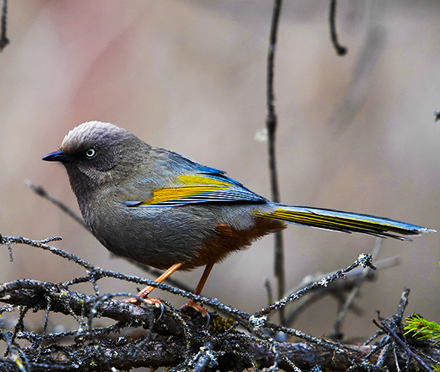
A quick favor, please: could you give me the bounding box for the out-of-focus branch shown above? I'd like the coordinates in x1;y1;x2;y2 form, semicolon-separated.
25;179;87;229
329;0;348;56
329;1;385;134
266;0;286;327
0;0;8;51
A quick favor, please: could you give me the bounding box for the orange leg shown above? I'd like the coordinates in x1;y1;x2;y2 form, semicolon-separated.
194;262;215;295
124;262;183;305
183;262;215;315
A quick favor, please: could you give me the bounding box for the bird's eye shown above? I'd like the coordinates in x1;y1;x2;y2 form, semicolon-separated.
85;148;97;159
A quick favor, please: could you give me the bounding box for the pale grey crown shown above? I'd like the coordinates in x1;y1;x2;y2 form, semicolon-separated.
60;121;131;154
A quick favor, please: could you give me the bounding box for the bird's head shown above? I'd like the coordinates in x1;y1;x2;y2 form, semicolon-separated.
43;121;149;193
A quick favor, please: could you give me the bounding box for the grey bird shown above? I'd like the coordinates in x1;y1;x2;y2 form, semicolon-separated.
42;121;435;309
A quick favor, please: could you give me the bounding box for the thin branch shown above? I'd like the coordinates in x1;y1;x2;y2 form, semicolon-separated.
370;288;410;368
0;0;8;51
255;253;375;318
25;180;87;229
381;321;434;372
371;288;437;371
285;255;400;296
330;238;383;340
329;0;347;56
266;0;286;326
395;287;410;320
328;1;385;134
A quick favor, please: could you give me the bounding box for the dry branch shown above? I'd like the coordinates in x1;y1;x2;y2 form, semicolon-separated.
1;234;439;371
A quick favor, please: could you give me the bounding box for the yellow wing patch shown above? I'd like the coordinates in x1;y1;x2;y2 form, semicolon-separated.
177;174;231;186
142;185;230;205
141;174;232;206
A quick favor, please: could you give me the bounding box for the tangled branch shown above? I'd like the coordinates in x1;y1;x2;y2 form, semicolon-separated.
0;234;438;371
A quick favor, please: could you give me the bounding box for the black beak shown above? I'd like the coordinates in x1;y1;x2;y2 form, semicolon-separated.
42;150;72;163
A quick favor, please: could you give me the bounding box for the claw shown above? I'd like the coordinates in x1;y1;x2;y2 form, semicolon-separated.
157;301;165;321
122;296;166;320
204;311;211;326
123;296;163;309
123;296;142;304
181;299;210;321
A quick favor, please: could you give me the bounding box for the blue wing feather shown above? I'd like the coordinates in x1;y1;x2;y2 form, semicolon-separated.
133;167;268;208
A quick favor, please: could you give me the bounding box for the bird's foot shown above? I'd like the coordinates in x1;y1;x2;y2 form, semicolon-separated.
181;299;209;318
123;296;161;306
123;296;165;319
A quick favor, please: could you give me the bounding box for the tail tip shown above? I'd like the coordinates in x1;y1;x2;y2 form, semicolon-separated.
423;227;436;234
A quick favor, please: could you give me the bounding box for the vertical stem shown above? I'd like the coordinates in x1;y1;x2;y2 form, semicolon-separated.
0;0;9;51
329;0;347;56
266;0;285;326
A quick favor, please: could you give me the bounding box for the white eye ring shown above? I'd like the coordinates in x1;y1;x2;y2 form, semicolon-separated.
85;148;96;159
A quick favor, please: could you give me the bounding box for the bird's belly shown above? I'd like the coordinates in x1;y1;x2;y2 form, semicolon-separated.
86;203;283;271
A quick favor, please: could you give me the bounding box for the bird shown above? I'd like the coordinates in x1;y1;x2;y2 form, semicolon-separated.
42;121;434;311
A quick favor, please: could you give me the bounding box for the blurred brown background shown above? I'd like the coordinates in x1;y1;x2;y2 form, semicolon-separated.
0;1;439;339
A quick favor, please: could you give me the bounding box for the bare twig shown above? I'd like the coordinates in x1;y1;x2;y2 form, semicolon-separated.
283;253;399;327
330;238;383;340
286;255;399;295
329;1;385;134
381;321;434;372
329;0;348;56
25;180;87;229
264;278;273;307
372;288;410;368
371;288;437;372
395;287;410;320
255;253;375;318
266;0;286;326
0;0;8;51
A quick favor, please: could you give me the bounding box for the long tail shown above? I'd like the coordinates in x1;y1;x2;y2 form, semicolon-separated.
255;204;435;240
